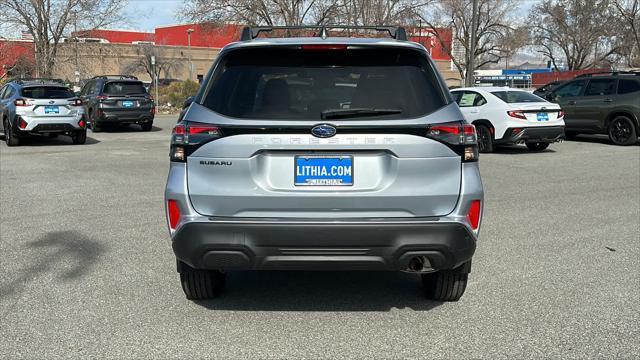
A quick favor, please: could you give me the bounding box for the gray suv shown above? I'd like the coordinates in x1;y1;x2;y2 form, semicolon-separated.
0;79;87;146
165;26;484;302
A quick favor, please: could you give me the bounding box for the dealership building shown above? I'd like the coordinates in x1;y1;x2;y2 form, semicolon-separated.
1;24;461;86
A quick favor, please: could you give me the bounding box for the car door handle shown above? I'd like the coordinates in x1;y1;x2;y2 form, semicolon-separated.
603;98;613;103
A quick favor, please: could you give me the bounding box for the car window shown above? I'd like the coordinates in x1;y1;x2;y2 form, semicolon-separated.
491;91;544;103
554;80;587;98
203;47;448;120
93;81;102;95
617;79;640;94
81;81;93;96
21;86;75;99
103;81;147;95
455;91;486;107
584;79;616;96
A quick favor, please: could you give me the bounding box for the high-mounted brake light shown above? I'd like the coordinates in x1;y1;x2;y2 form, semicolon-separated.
301;44;347;51
167;199;181;230
467;200;482;231
170;122;222;162
507;110;527;120
426;122;479;162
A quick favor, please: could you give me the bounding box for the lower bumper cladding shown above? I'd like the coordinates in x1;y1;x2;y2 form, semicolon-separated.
172;219;477;272
499;126;565;144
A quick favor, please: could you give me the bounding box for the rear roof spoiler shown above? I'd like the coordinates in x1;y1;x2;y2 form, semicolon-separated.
240;25;407;41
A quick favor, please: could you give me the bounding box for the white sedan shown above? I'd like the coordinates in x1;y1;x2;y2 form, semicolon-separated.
451;87;565;152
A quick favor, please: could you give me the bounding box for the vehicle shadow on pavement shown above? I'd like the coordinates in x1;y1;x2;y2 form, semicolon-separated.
565;135;640;146
0;134;100;146
194;271;443;312
0;231;106;299
493;145;557;155
92;125;163;133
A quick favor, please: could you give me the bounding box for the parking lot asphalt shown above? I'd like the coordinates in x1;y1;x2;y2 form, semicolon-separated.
0;114;638;359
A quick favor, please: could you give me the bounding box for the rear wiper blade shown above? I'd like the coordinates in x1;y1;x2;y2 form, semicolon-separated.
321;108;402;120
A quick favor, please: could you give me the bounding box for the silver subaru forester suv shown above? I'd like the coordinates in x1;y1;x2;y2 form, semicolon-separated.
165;26;484;302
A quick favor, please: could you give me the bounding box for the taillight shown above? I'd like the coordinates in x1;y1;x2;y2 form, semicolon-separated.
170;121;222;162
466;200;482;231
426;121;479;162
557;110;564;119
14;99;29;106
18;117;28;129
96;95;108;101
507;110;527;120
167;199;181;230
72;99;82;106
151;106;156;115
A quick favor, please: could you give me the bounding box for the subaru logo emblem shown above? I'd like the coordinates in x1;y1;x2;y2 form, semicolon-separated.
311;124;337;138
48;100;55;104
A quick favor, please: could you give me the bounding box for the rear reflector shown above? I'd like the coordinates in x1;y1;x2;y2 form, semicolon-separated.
78;119;86;128
467;200;481;230
167;199;181;230
18;118;28;129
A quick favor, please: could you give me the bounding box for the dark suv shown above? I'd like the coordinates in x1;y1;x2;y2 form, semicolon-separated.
544;72;640;145
80;75;155;132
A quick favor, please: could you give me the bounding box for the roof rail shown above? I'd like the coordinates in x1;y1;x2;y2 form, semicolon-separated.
92;75;139;80
576;71;640;78
12;78;66;85
240;25;407;41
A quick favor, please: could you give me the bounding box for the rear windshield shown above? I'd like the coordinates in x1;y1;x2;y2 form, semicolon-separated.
104;81;147;95
491;91;545;103
21;86;74;99
202;47;447;120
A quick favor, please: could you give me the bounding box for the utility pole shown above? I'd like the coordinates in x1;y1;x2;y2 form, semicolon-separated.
152;55;158;107
187;28;194;81
466;0;479;87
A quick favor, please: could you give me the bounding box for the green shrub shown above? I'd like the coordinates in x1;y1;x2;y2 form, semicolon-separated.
158;80;199;108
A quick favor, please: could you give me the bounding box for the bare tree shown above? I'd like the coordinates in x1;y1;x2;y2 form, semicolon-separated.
120;44;180;84
529;0;620;70
612;0;640;67
420;0;523;80
0;0;126;77
181;0;341;26
341;0;429;26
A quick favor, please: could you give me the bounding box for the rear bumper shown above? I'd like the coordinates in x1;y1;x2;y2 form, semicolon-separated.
17;115;84;132
98;109;153;123
172;218;477;271
497;126;565;144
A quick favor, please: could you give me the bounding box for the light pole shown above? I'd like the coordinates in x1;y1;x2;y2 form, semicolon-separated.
187;28;194;81
466;0;479;87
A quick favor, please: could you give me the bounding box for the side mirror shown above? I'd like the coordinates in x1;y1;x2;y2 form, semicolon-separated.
183;96;194;109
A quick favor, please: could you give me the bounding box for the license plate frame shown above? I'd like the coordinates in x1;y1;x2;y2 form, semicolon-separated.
294;155;354;186
44;106;59;114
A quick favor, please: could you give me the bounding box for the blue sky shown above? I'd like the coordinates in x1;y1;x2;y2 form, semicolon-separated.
127;0;541;32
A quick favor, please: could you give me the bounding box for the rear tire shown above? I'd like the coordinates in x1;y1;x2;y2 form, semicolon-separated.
72;130;87;145
4;119;20;147
608;116;637;146
422;266;469;302
140;121;153;131
180;266;226;300
475;124;494;153
525;142;550;151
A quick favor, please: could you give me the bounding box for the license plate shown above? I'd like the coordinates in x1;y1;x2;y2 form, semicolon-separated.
537;113;549;121
44;106;59;114
122;100;135;108
295;156;353;186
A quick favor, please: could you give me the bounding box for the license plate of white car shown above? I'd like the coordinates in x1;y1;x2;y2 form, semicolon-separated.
537;113;549;121
44;106;59;114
